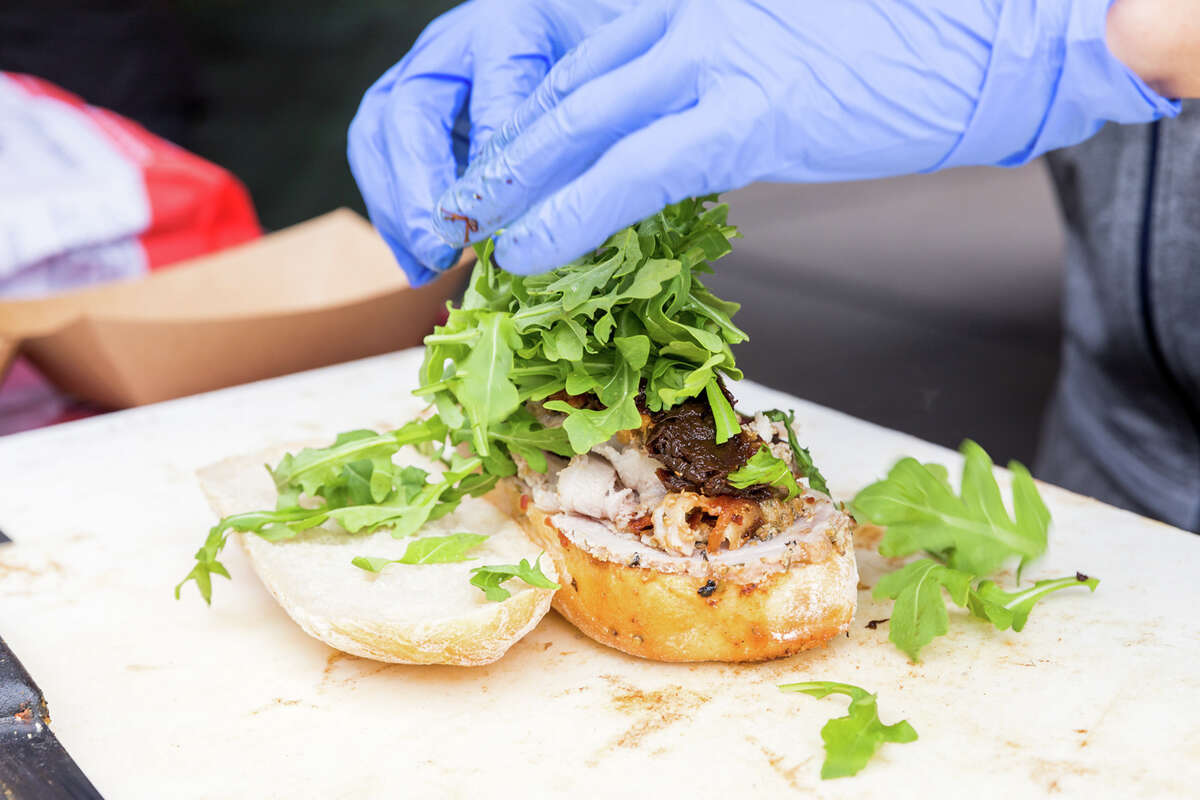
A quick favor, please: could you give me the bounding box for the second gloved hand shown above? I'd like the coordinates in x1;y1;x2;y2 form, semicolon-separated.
436;0;1178;274
348;0;633;286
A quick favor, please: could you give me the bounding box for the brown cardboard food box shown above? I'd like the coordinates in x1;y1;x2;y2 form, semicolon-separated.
0;209;466;408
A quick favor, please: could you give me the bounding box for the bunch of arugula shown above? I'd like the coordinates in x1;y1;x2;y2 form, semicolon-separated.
176;420;494;601
179;197;828;604
850;440;1099;661
417;195;751;462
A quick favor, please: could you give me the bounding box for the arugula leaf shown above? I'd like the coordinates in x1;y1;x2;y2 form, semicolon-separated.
420;197;746;462
855;442;1099;660
174;506;320;604
351;533;490;572
705;379;740;444
874;558;1100;660
872;559;973;662
762;408;830;496
182;198;770;603
176;449;485;603
966;573;1099;632
545;397;642;453
270;419;446;496
779;681;917;779
469;555;560;602
488;409;573;473
727;446;801;499
458;312;521;456
850;440;1048;577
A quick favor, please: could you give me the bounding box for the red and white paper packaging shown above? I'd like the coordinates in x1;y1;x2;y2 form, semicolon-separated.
0;71;263;432
0;73;469;430
0;71;262;299
0;72;468;431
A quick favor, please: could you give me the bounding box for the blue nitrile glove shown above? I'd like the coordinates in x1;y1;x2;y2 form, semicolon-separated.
347;0;633;286
433;0;1180;274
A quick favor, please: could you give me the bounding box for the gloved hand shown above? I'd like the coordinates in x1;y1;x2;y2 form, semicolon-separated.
433;0;1180;274
348;0;633;286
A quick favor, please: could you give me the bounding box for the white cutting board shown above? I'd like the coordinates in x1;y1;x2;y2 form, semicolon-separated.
1;349;1197;799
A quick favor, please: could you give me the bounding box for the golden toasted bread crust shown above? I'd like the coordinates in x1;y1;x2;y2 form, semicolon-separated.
493;480;857;662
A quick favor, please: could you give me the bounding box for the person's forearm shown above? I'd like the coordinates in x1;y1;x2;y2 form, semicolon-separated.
1108;0;1200;97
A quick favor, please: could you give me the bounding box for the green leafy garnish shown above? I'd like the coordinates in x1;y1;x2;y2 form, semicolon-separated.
271;418;447;497
873;559;1099;660
420;196;747;463
779;681;917;779
762;408;829;496
178;198;833;605
176;440;490;604
727;446;801;499
871;559;974;661
854;440;1098;661
351;533;490;572
967;572;1100;631
705;379;740;445
469;555;560;602
851;440;1048;577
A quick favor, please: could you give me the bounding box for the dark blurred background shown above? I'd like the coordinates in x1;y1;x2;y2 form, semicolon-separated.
0;0;1066;465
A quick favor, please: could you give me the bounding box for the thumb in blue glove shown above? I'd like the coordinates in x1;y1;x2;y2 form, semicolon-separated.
435;0;1178;275
347;0;633;286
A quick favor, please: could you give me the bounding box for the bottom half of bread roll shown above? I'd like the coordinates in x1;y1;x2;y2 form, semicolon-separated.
492;479;858;663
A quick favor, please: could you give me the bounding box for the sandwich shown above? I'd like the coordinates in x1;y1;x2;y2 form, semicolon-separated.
493;386;855;662
179;196;857;664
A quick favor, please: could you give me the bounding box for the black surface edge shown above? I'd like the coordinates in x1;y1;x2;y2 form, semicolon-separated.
1;638;104;798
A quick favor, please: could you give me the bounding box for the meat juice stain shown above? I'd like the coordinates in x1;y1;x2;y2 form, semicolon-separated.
440;210;479;244
586;675;712;762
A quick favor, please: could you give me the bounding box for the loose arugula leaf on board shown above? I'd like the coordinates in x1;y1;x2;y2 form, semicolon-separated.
966;573;1099;632
850;439;1049;577
762;408;830;496
351;533;490;572
873;559;1100;660
778;682;917;779
728;447;802;499
469;555;560;602
872;559;973;662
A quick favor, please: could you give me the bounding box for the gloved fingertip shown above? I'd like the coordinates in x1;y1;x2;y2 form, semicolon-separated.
432;184;477;245
492;228;554;276
411;232;462;275
379;229;445;287
433;179;507;247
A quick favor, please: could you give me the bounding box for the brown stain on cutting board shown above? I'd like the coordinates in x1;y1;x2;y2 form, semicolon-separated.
746;735;813;792
586;674;711;764
852;523;885;549
0;559;63;580
318;650;404;690
315;648;508;697
247;697;320;716
1030;758;1097;793
0;557;65;598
